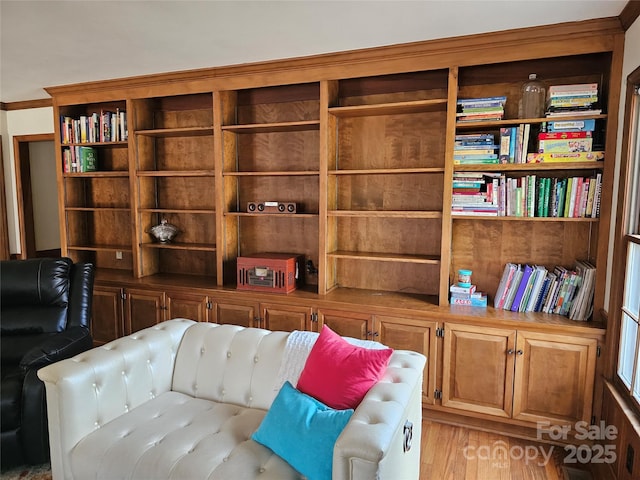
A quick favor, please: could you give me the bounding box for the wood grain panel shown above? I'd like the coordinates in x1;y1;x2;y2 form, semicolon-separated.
237;98;319;124
452;220;594;301
235;176;319;213
335;217;441;256
337;111;446;170
442;323;516;418
154;135;215;170
334;257;440;295
64;177;130;208
236;130;319;172
335;173;443;211
156;249;216;277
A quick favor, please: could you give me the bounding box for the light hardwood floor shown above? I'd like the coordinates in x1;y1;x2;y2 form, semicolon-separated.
420;420;600;480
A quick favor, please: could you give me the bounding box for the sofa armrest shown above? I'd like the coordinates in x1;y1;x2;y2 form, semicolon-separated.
333;350;426;480
37;318;195;480
20;326;93;371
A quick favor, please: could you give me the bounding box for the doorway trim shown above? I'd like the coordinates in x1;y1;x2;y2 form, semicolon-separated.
13;133;56;259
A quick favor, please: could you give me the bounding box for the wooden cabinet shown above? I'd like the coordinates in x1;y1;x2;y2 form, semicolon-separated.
91;286;124;345
512;330;598;425
442;323;516;417
215;298;259;328
124;288;212;334
442;322;599;426
261;303;313;332
165;291;212;323
376;315;439;405
317;309;372;339
125;288;164;334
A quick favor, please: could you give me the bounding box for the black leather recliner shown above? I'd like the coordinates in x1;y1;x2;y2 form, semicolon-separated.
1;257;95;470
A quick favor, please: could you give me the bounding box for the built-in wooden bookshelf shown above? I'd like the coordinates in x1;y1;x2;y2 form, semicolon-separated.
49;18;624;439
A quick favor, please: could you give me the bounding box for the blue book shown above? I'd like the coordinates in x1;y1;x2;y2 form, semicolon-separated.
546;119;596;132
510;264;534;312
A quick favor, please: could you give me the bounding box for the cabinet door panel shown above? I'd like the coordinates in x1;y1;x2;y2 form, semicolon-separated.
442;323;516;418
512;331;597;425
166;292;210;323
216;301;259;328
317;309;371;339
376;316;438;405
261;303;312;332
91;286;124;345
125;289;164;334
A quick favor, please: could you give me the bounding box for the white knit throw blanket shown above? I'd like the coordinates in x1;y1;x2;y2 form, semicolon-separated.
274;330;388;392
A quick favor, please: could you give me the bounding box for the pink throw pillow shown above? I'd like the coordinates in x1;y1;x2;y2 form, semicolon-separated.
297;325;393;410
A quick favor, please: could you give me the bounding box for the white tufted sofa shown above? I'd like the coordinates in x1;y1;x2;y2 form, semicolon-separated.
38;319;426;480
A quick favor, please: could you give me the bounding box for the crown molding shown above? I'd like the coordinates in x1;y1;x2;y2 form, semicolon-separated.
0;98;52;111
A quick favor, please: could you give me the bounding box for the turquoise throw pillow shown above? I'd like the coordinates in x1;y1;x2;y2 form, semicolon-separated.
252;381;354;480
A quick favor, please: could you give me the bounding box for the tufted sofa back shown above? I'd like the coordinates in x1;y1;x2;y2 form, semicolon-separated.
172;322;289;410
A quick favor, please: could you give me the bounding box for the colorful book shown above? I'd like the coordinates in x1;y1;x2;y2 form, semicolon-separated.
510;265;534;312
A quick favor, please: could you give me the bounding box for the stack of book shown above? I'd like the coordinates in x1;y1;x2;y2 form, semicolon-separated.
499;124;533;164
60;109;128;144
546;83;602;117
62;146;97;173
451;172;500;216
502;173;602;218
450;284;487;307
494;261;596;320
456;96;506;123
454;133;500;165
527;118;604;163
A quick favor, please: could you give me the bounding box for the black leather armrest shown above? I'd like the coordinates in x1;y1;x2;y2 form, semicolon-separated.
19;326;92;371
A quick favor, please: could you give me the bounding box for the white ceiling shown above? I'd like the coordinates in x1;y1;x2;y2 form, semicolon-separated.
0;0;629;103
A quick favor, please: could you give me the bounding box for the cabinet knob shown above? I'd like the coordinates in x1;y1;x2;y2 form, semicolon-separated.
516;349;524;355
507;349;515;355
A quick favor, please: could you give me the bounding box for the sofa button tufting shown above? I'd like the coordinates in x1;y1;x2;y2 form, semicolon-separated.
259;467;265;473
254;356;259;363
222;456;229;462
227;351;232;358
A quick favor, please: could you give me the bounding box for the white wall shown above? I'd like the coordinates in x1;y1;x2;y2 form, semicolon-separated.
0;106;54;254
606;16;640;311
29;140;60;251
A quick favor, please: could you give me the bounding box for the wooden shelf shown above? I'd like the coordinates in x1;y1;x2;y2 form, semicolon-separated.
68;244;132;252
328;251;441;264
328;210;443;219
226;212;318;218
329;167;445;175
141;242;216;252
453;161;604;172
66;207;131;212
224;170;319;177
137;170;215;177
221;120;320;133
451;214;599;222
139;208;215;214
455;114;607;129
329;99;447;117
61;141;128;147
135;126;213;137
63;171;129;177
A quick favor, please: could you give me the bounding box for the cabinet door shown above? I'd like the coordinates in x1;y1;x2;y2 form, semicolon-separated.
91;286;124;345
442;323;516;418
166;291;211;323
125;288;164;334
317;309;372;339
215;299;259;328
512;330;598;426
376;315;438;405
261;303;313;332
